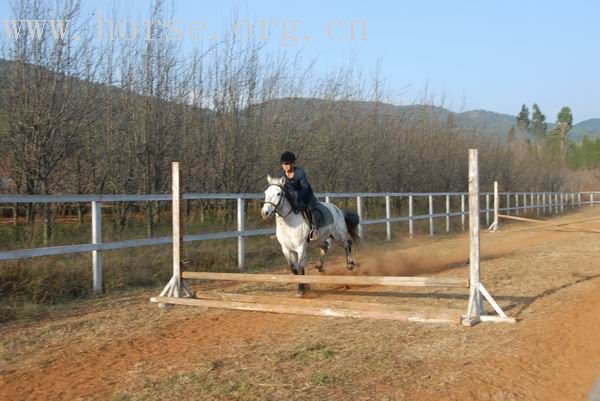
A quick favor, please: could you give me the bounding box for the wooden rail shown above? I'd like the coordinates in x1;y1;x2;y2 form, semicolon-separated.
181;271;468;288
151;292;462;323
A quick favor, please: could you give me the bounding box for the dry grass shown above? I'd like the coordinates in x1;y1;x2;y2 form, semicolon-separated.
2;207;599;400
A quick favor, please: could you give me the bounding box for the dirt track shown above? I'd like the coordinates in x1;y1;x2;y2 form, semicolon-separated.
1;208;600;400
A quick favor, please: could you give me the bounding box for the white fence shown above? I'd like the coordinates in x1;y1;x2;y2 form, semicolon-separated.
0;190;598;293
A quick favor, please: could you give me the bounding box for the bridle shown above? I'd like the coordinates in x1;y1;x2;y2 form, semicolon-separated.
264;184;293;218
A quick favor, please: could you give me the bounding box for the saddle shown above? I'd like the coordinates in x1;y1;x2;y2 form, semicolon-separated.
301;203;333;231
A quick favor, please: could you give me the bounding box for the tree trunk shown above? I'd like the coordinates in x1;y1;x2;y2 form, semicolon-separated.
146;202;154;237
43;203;53;247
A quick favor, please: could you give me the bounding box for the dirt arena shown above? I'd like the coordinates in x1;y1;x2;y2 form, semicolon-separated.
1;208;600;401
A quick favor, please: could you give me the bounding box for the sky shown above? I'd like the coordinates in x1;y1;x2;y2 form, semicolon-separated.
1;0;598;122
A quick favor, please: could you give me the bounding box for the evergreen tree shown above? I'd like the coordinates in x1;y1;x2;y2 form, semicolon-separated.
556;106;573;163
581;135;593;167
516;104;530;142
531;103;547;140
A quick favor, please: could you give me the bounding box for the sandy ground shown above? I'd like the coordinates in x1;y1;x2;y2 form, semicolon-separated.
1;208;600;400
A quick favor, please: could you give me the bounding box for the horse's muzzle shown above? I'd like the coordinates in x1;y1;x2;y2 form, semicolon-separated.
261;207;272;220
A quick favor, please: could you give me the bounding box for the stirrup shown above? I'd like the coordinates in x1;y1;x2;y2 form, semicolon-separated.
309;227;319;242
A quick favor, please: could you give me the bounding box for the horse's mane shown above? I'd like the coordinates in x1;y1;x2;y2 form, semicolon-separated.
276;183;299;213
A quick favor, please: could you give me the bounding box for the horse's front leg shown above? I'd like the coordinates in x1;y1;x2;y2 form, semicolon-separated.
281;246;296;273
295;243;309;297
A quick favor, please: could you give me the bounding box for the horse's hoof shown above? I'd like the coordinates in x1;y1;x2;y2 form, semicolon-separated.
296;291;305;298
315;263;324;272
346;262;356;272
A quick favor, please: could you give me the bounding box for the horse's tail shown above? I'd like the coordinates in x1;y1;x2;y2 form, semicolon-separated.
342;210;361;247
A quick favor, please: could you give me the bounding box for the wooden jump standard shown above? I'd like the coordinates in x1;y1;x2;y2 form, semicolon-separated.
151;150;515;326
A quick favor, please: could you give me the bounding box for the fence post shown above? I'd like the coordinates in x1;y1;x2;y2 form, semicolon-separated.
237;198;245;270
560;193;564;212
523;193;527;213
578;193;581;206
429;195;434;236
485;193;490;226
591;193;594;207
409;195;414;238
325;196;330;203
446;194;450;232
506;193;510;215
555;193;559;213
385;195;391;241
357;196;363;238
465;149;483;324
515;193;519;215
493;181;499;232
461;194;466;231
530;193;534;214
92;201;102;294
542;193;546;213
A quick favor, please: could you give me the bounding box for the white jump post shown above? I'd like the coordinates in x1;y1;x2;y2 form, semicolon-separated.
461;194;465;231
446;194;450;232
92;201;102;294
237;198;245;270
409;195;414;238
488;181;499;232
385;195;392;241
356;196;363;238
158;162;194;305
463;149;515;326
429;195;434;236
485;193;490;226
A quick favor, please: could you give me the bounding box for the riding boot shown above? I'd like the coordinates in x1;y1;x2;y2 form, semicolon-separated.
309;209;320;242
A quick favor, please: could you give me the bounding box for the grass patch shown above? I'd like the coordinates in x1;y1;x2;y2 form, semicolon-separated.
308;371;333;386
277;342;337;363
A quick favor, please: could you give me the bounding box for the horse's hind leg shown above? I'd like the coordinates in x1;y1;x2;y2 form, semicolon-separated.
344;239;356;271
315;238;331;272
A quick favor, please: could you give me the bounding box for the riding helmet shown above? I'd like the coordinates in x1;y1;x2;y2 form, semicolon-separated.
280;151;296;164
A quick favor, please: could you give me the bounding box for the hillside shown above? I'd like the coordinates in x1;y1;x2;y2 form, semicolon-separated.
569;118;600;141
1;57;596;142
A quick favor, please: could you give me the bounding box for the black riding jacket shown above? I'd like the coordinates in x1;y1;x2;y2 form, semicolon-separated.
280;167;316;209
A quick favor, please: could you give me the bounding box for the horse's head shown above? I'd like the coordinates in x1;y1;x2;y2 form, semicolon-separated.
261;175;286;220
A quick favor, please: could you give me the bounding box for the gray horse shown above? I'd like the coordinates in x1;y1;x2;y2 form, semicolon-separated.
261;175;360;296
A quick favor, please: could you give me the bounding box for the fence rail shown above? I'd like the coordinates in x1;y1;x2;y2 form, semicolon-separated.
1;190;598;293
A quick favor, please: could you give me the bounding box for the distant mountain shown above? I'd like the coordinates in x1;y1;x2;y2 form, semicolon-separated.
259;98;599;142
569;118;600;142
0;58;596;142
455;109;515;137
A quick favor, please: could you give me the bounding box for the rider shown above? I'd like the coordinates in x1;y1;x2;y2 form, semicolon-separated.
279;151;321;241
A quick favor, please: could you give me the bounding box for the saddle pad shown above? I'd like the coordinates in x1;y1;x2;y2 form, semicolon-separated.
315;202;334;228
